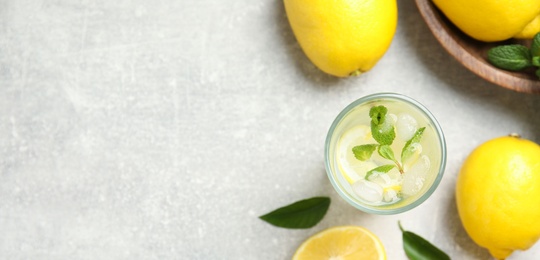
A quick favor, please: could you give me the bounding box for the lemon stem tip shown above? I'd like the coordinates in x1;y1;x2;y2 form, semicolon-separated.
349;69;363;77
508;133;521;138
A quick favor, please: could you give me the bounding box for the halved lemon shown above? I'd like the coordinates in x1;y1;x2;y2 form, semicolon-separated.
292;226;386;260
337;125;377;183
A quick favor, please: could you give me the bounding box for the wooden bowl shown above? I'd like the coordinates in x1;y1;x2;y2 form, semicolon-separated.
415;0;540;94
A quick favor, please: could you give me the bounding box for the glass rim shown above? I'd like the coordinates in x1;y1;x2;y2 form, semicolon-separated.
324;92;447;215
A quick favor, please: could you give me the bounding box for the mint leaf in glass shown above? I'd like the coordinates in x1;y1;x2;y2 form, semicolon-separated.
487;44;532;71
378;145;396;161
401;127;426;164
365;164;395;180
379;145;404;173
369;105;387;125
369;105;395;145
259;197;330;229
352;144;379;161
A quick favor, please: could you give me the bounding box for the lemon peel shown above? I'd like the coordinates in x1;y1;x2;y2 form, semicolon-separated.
456;135;540;259
284;0;397;77
432;0;540;42
292;226;386;260
514;14;540;39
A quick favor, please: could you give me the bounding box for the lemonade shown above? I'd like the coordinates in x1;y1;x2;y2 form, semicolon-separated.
325;93;446;214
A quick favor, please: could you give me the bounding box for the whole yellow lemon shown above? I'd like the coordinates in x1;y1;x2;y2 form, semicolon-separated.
283;0;397;77
432;0;540;42
456;135;540;259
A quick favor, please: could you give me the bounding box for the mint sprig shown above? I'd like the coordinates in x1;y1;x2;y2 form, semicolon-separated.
487;32;540;79
370;105;395;145
352;105;426;176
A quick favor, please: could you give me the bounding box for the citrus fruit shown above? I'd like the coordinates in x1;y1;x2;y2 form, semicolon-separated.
337;125;377;183
432;0;540;42
292;226;386;260
283;0;397;77
514;14;540;39
456;135;540;259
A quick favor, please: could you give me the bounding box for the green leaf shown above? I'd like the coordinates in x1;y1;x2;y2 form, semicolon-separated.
487;44;532;71
533;56;540;67
369;105;387;125
401;127;426;164
399;222;451;260
370;105;395;145
531;32;540;57
365;164;395;180
536;68;540;79
259;197;330;229
352;144;378;161
378;145;396;162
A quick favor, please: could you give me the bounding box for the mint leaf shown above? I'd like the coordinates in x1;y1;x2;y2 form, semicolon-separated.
487;44;532;71
533;56;540;67
369;105;387;125
532;32;540;57
399;222;451;260
365;164;395;180
259;197;330;229
378;145;396;161
352;144;378;161
370;105;395;145
401;127;426;164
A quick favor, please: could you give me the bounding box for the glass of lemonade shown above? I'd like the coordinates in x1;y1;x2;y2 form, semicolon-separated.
325;93;446;214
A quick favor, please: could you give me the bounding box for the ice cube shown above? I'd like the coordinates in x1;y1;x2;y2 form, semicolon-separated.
403;143;423;171
396;113;418;141
388;113;397;125
386;168;402;181
369;168;401;187
370;172;391;185
352;180;383;203
401;155;431;197
384;189;398;202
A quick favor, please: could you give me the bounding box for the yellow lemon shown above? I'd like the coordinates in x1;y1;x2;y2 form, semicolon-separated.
456;135;540;259
432;0;540;42
283;0;397;77
515;14;540;39
292;226;386;260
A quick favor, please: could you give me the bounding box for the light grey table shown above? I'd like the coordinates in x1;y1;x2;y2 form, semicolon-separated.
1;1;540;259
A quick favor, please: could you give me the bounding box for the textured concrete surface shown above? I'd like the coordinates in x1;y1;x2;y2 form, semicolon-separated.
1;1;540;259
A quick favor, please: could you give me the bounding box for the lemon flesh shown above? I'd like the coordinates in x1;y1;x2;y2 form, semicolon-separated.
432;0;540;42
337;125;377;183
284;0;397;77
292;226;386;260
456;136;540;259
